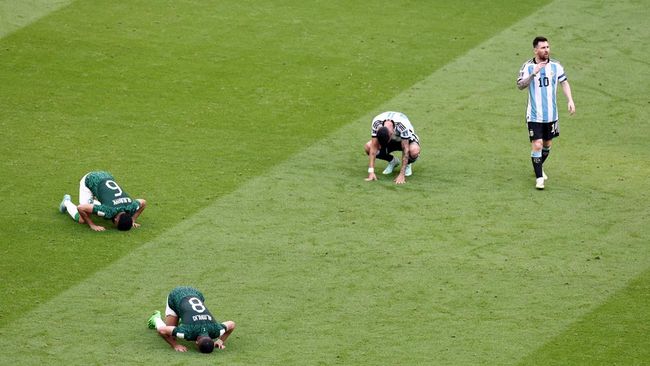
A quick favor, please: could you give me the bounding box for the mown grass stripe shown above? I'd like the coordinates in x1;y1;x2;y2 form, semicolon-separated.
0;0;73;38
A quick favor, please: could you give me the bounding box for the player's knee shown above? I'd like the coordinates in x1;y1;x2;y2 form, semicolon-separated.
531;140;543;150
224;320;236;331
408;146;420;160
409;142;420;153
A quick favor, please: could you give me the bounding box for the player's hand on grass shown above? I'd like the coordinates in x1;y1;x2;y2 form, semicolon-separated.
365;172;377;182
173;344;187;352
90;224;106;232
215;339;225;349
394;174;406;184
132;222;141;228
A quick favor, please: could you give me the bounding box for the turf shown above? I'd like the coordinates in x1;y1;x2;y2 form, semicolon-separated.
1;0;648;365
0;0;545;324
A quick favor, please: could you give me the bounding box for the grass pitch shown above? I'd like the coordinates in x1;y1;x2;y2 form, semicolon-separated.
1;0;648;365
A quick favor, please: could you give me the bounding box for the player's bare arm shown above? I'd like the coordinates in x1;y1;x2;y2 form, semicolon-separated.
158;328;186;352
517;61;547;90
215;320;236;349
131;199;147;228
77;203;105;231
156;315;187;352
561;80;576;115
365;138;379;181
394;139;410;184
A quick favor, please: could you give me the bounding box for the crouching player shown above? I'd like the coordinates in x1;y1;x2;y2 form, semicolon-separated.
148;286;236;353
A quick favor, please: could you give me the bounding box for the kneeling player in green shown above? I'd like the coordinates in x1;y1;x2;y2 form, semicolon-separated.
148;286;236;353
58;171;146;231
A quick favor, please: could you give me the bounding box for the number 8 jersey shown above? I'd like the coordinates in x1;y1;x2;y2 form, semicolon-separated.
517;58;568;123
167;286;226;341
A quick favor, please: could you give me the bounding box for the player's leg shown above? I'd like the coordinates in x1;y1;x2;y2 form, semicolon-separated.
381;141;402;174
404;141;420;176
164;295;180;326
364;140;373;156
542;140;552;163
78;173;93;204
148;293;178;331
58;174;86;222
215;321;236;349
541;140;552;180
540;121;558;180
66;173;94;222
531;138;544;189
528;122;545;189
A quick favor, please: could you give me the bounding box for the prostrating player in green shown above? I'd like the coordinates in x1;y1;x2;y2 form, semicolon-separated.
58;171;147;231
147;286;236;353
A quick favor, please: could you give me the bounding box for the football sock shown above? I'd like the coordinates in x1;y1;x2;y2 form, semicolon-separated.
64;201;80;222
531;150;543;178
541;146;551;164
154;317;166;330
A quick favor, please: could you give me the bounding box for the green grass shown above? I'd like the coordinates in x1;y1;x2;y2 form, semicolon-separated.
520;269;650;365
1;0;649;365
0;0;545;324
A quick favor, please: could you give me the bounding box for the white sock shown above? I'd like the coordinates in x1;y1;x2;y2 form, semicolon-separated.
155;317;166;330
64;201;79;222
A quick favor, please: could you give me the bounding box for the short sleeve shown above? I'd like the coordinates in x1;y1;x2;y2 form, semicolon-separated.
517;62;531;82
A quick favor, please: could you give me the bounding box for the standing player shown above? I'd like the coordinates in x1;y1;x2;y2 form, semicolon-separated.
148;286;236;354
364;111;421;184
58;171;146;231
517;36;575;189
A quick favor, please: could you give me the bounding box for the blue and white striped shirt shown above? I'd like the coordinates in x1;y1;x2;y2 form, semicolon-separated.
518;58;567;123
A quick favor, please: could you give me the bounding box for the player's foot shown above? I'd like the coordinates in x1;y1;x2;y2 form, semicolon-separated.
404;163;413;177
535;177;545;190
59;194;71;213
542;170;548;180
148;310;162;329
382;158;400;175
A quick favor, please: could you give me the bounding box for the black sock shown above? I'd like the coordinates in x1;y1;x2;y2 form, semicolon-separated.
531;156;543;178
541;147;551;164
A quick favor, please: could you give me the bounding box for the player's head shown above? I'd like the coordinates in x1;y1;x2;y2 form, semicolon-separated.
197;335;215;354
114;212;133;231
376;126;391;147
533;36;550;61
532;36;548;48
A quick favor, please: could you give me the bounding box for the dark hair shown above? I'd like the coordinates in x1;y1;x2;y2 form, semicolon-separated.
376;126;391;147
533;36;548;48
197;336;215;354
116;213;133;231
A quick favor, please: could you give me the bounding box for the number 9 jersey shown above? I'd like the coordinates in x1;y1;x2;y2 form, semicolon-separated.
83;171;140;219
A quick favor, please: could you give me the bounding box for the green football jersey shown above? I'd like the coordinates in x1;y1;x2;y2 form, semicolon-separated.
84;171;139;219
168;287;225;341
